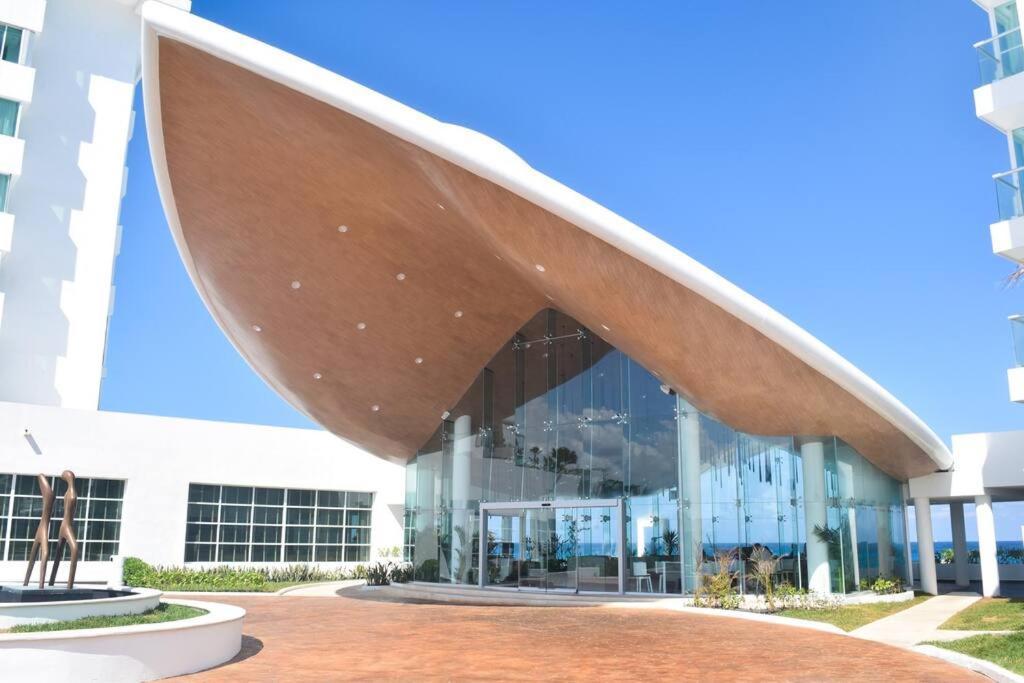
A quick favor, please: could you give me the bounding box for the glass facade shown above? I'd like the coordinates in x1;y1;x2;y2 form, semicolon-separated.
0;173;9;213
0;473;124;561
405;309;908;594
977;1;1024;85
184;483;373;563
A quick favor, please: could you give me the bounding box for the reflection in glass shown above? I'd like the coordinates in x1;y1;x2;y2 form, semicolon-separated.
406;309;909;595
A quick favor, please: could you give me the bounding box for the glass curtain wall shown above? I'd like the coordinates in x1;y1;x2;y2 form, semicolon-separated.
406;309;908;594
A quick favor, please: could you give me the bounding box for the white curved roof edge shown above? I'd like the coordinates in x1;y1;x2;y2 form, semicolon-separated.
139;1;953;471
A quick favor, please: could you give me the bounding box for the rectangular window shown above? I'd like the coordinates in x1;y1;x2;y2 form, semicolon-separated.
1;473;125;562
0;98;18;137
0;24;23;64
184;483;373;563
0;174;9;213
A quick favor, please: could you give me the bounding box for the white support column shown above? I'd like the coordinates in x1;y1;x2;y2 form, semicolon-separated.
914;497;938;595
950;501;970;588
450;415;472;584
677;398;701;593
975;495;1001;598
801;440;831;594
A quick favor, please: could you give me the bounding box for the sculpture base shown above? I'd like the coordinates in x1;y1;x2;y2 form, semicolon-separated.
0;584;134;603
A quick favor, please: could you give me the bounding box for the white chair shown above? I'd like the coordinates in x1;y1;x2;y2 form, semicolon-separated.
632;561;653;593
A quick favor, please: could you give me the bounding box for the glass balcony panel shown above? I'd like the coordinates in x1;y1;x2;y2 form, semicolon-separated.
976;28;1024;85
1010;316;1024;367
994;169;1024;221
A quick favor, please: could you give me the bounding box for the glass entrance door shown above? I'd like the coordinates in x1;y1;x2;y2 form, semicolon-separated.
482;500;621;593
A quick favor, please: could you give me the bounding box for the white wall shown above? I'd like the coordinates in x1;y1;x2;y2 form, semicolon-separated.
0;0;160;409
909;430;1024;499
0;401;405;583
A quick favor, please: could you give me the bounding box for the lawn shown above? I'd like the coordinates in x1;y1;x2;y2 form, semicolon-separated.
928;632;1024;675
777;595;931;632
8;603;205;634
939;598;1024;631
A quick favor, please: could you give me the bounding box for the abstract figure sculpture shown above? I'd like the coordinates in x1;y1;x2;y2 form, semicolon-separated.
23;474;55;589
48;471;80;589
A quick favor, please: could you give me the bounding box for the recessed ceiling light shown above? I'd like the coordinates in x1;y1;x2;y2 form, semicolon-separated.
356;322;367;330
535;264;545;272
414;357;423;364
338;225;349;233
371;404;380;412
313;372;323;380
437;203;445;211
495;254;503;261
453;310;463;318
251;324;262;332
441;410;450;419
545;294;554;301
396;273;406;281
601;324;610;331
291;280;301;289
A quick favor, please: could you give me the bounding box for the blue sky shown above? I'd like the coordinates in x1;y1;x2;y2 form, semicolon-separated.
102;2;1022;539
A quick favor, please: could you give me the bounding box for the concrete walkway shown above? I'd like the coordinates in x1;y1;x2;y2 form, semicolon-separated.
274;579;363;596
852;593;982;647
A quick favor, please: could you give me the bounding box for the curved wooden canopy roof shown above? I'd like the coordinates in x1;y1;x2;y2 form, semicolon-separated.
140;4;952;478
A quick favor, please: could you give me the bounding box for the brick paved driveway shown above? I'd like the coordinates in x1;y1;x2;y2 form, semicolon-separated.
176;591;980;681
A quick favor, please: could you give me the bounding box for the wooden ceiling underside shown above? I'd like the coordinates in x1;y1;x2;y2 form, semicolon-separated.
157;38;935;479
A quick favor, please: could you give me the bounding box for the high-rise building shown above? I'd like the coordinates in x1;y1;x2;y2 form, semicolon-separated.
972;0;1024;401
0;0;404;584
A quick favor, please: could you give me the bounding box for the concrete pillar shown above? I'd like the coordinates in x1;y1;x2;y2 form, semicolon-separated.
950;501;970;588
678;398;702;593
801;440;831;594
450;415;472;583
914;497;938;595
975;495;1001;597
876;507;892;579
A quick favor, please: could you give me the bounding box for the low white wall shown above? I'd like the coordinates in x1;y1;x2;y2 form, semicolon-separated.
0;598;243;682
0;587;161;629
913;562;1024;582
0;401;406;582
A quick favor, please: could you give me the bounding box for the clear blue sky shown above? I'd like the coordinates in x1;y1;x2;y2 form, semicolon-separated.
101;2;1022;539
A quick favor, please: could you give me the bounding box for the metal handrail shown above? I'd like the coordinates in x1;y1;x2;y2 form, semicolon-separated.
974;26;1023;50
993;166;1024;181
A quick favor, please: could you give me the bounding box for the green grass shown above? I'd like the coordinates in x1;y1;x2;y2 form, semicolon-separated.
8;603;205;634
939;598;1024;631
777;595;931;632
928;632;1024;675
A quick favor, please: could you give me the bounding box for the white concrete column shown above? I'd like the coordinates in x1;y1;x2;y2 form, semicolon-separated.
801;440;831;594
450;415;472;583
975;495;1001;598
876;507;892;578
914;497;938;595
678;398;701;593
950;501;970;588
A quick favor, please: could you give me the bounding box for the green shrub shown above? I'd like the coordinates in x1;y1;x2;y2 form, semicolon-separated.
122;557;155;587
121;557;375;591
694;549;741;610
366;561;392;586
390;563;413;584
870;576;902;595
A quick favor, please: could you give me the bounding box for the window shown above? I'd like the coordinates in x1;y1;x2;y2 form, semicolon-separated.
1;473;125;562
0;24;23;64
0;98;19;137
0;174;9;213
184;483;373;563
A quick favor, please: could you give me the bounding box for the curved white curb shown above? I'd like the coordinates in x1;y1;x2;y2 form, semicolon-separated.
914;644;1024;683
0;587;163;629
0;598;244;682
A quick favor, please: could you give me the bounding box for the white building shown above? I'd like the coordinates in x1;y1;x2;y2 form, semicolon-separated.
897;0;1024;600
0;0;404;584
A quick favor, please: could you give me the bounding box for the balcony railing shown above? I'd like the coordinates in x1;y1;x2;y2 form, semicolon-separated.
976;28;1024;85
993;167;1024;220
1011;315;1024;367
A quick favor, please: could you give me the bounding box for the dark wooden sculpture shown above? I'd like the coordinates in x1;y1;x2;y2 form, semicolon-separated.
48;471;80;589
22;474;55;589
